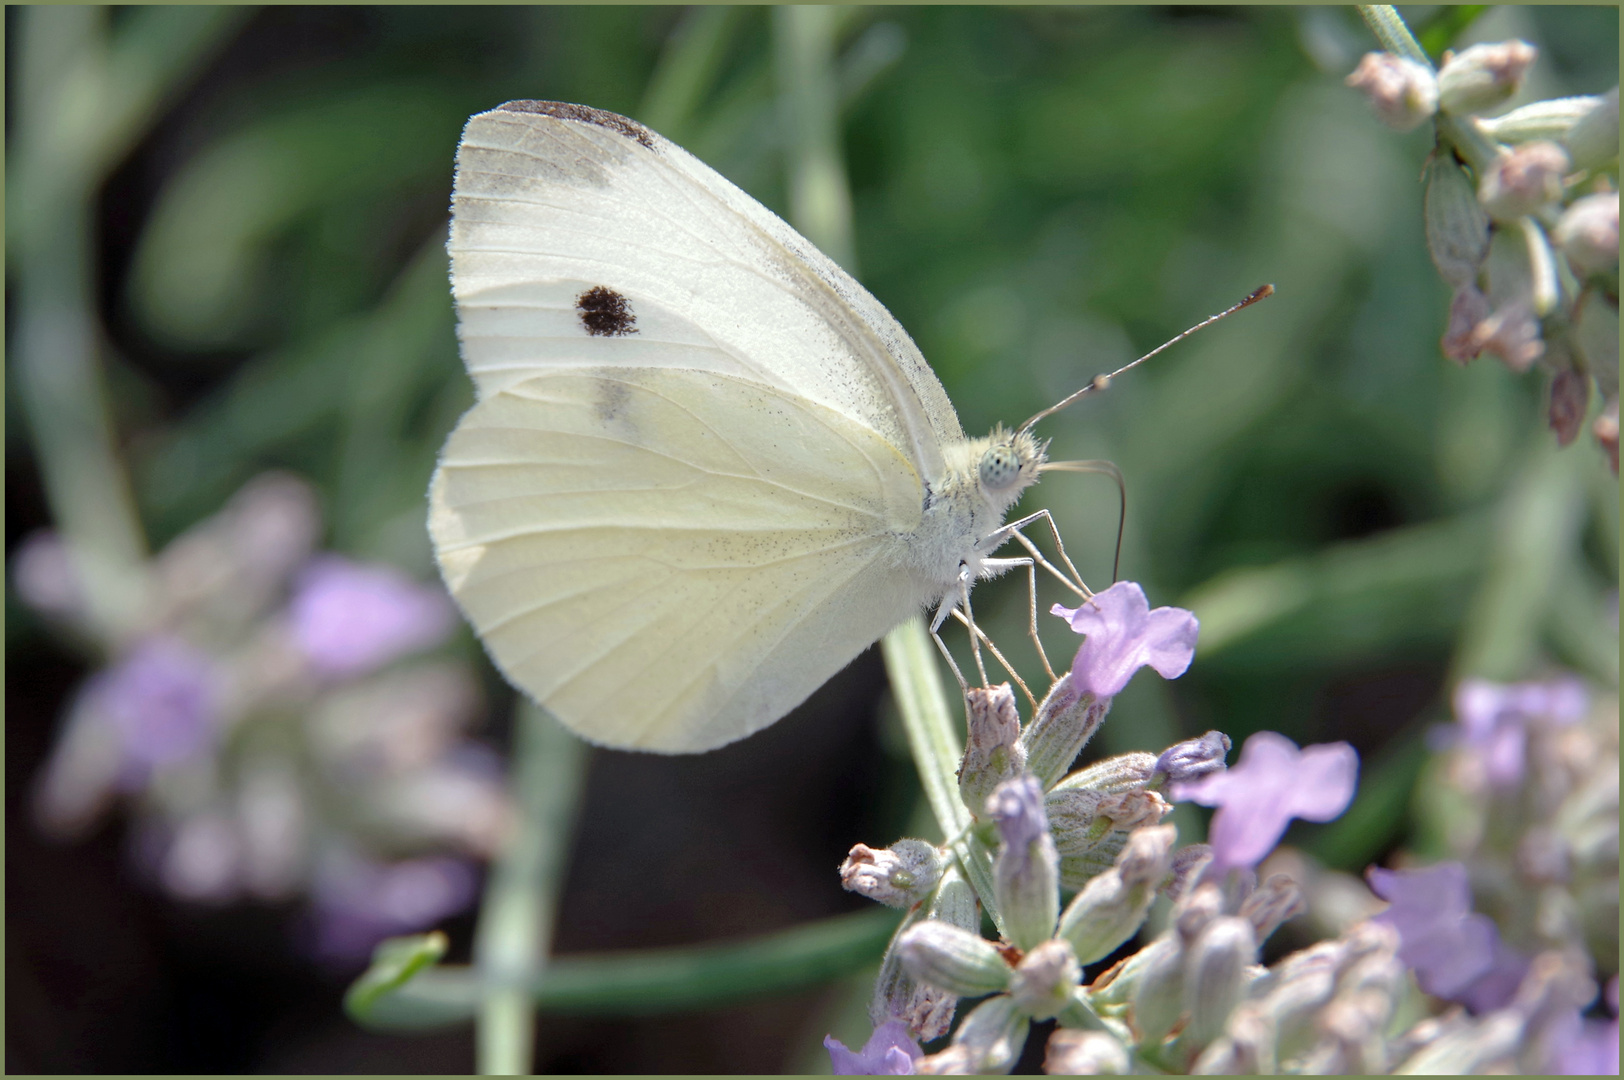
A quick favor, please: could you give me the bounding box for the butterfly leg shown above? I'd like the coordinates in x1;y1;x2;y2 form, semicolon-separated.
946;592;1038;708
980;555;1056;684
956;566;992;688
984;514;1088;601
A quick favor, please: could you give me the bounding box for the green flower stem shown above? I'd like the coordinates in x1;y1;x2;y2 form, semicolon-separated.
472;703;588;1075
882;619;1003;936
9;8;241;644
354;908;901;1030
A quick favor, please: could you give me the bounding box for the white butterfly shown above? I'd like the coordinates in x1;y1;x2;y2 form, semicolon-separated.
430;101;1102;753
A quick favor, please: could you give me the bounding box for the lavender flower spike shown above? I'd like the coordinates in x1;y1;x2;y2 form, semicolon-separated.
93;637;221;770
1170;731;1357;872
1050;581;1198;699
825;1020;923;1075
289;555;457;678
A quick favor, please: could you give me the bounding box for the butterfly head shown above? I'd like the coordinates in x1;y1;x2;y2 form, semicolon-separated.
975;425;1046;516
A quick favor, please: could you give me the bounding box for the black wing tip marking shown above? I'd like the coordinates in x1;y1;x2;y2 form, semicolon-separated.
495;100;657;150
577;285;638;337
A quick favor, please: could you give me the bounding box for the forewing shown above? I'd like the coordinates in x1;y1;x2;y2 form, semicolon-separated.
429;367;927;752
449;100;963;483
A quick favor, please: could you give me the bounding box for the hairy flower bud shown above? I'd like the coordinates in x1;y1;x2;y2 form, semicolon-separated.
1192;1001;1276;1075
990;777;1060;951
1479;142;1570;223
1441;285;1493;363
1008;939;1081;1020
1021;674;1108;789
1054;751;1158;794
1182;916;1259;1051
1152;731;1232;787
1047;789;1169;859
1240;872;1306;943
1057;826;1174;964
1044;1028;1130;1075
871;870;980;1040
1548;365;1591;447
1129;933;1187;1046
1479;94;1607;145
1436;40;1537;115
897;919;1011;998
1565;86;1620;171
1164;844;1214;903
1554;191;1619;276
1346;52;1438;131
917;995;1029;1075
959;683;1026;815
842;839;945;909
1424;154;1492;288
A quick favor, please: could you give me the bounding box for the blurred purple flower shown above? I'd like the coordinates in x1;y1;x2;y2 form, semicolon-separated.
1555;979;1619;1075
825;1020;922;1075
1171;732;1357;872
1154;730;1232;785
90;637;220;771
988;775;1049;851
1441;677;1589;786
310;853;477;960
1366;861;1526;1008
289;556;457;678
1050;582;1198;699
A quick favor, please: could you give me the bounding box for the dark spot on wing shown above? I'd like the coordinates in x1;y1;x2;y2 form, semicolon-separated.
577;286;638;337
496;100;657;150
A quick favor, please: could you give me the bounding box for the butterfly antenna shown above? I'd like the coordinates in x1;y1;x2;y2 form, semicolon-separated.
1019;284;1274;434
1038;460;1125;581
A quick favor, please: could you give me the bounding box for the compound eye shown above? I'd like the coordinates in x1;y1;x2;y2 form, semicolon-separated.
978;444;1020;490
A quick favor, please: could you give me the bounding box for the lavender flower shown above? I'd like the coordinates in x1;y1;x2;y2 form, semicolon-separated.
1554;978;1619;1075
1170;731;1357;872
825;1020;923;1075
289;555;457;678
1050;582;1199;699
1366;861;1520;1007
310;852;478;961
1443;676;1589;786
91;637;221;772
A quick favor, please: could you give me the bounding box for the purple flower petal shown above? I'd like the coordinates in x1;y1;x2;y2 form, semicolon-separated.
1449;676;1590;786
1171;732;1357;872
310;853;477;960
91;637;221;769
1367;861;1526;1008
825;1020;922;1075
289;556;457;678
1050;582;1199;699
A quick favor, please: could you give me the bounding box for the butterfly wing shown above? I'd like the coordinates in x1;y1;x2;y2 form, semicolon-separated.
448;100;964;481
430;366;926;751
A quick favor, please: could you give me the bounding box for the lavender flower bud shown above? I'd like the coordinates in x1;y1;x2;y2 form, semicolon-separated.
1043;1029;1130;1075
989;777;1060;951
1046;789;1169;859
1345;52;1438;131
1191;1001;1276;1075
1239;872;1305;943
1478;94;1603;144
1057;826;1174;964
1152;731;1231;787
958;683;1026;815
1478;142;1571;224
1424;154;1491;288
1174;881;1225;944
841;839;945;909
917;995;1029;1076
1164;844;1214;903
1181;916;1258;1050
1440;285;1493;363
1565;86;1620;171
1554;191;1619;276
1595;399;1619;474
1021;674;1108;789
871;871;979;1040
1549;365;1591;447
897;919;1011;998
1008;939;1081;1020
1436;40;1537;115
1053;751;1158;794
1129;934;1187;1046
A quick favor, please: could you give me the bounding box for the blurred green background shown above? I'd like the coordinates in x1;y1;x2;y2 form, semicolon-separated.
7;5;1617;1073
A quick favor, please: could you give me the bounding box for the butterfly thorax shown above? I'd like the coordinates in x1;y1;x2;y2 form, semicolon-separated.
903;425;1047;597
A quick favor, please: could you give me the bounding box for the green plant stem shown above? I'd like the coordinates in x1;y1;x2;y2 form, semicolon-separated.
774;4;857;273
9;6;244;645
354;908;901;1030
473;703;588;1075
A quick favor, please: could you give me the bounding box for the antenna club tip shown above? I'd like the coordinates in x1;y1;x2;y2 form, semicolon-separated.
1091;374;1111;391
1247;283;1275;303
